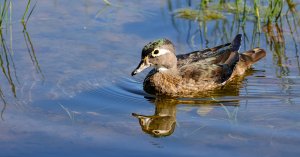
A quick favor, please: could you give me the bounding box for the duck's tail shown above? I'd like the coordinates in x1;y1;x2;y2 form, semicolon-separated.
231;34;242;51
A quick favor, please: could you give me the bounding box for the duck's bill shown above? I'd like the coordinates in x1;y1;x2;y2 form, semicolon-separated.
132;113;143;118
131;60;150;76
132;113;151;125
132;113;149;118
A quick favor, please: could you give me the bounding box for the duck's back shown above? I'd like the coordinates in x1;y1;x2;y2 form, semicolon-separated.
177;34;242;84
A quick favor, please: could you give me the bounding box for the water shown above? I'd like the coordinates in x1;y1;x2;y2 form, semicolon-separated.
0;0;300;156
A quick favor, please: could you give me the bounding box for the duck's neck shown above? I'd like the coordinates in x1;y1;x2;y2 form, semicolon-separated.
157;66;178;74
158;67;171;72
160;55;178;72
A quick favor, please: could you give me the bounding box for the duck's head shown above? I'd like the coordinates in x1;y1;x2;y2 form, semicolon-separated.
131;39;177;76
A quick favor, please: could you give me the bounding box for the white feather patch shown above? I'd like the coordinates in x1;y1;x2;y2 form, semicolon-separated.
152;48;170;57
158;67;169;72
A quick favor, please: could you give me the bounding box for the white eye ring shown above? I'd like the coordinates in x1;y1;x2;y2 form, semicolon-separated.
152;49;160;57
151;49;169;57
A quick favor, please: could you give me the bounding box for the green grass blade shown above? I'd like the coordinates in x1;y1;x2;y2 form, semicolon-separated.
25;1;36;24
22;0;31;24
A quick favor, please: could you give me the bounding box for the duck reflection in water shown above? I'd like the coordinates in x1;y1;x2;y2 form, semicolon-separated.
132;98;177;137
132;70;255;137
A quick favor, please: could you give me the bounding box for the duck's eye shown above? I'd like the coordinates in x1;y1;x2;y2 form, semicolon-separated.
152;50;159;57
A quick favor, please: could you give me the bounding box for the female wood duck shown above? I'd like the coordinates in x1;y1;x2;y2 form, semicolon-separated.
131;34;266;97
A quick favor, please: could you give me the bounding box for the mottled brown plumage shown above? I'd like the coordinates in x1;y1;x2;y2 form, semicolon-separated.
131;34;266;97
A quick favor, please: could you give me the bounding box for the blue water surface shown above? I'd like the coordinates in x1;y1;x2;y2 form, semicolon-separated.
0;1;300;157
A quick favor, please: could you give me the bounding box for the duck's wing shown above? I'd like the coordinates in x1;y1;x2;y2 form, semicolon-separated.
177;34;242;67
178;34;242;83
179;55;238;83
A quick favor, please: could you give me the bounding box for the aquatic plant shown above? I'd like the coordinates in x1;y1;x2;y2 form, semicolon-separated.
174;8;225;21
172;0;298;31
0;0;15;120
0;0;40;119
168;0;299;53
21;0;37;26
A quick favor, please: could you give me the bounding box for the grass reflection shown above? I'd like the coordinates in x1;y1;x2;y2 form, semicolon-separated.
22;24;44;77
95;0;115;18
0;29;16;97
0;0;41;119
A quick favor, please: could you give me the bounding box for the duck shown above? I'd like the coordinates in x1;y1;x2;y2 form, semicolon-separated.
131;34;266;97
